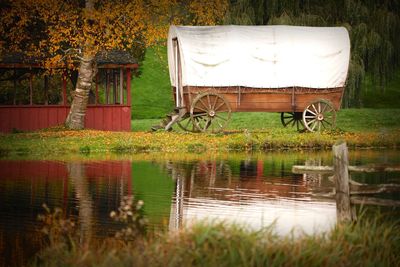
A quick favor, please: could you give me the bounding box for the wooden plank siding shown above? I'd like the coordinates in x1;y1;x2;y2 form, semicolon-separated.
178;86;344;113
0;105;131;133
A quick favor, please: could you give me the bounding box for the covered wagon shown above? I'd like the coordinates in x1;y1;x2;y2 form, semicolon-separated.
165;25;350;132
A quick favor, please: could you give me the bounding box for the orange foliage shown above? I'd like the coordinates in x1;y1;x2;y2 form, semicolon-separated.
0;0;228;69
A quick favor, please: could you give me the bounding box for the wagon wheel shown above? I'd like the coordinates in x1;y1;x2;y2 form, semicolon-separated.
190;92;231;133
280;112;305;131
302;99;336;132
176;114;200;132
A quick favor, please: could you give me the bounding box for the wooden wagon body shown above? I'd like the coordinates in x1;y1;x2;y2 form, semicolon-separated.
166;25;350;132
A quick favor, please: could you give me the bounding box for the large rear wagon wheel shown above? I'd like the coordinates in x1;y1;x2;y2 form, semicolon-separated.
280;112;305;131
302;99;336;132
190;92;231;133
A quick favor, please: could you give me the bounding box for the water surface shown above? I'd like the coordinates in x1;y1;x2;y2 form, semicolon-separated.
0;150;399;265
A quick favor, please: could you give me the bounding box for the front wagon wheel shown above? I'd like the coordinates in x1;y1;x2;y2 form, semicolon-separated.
177;114;200;133
302;100;336;132
190;92;231;133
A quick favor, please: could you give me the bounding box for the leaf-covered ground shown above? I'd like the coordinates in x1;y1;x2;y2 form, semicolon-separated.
0;126;399;156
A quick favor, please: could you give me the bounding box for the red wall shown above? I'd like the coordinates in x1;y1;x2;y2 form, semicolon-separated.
0;105;131;133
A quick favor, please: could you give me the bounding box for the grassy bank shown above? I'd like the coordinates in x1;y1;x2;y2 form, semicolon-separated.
0;126;399;156
33;216;400;267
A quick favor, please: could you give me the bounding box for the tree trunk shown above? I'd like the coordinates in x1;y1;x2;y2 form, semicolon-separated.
65;54;95;129
65;0;95;130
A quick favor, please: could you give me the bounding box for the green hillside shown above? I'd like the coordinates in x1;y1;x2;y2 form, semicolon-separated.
131;47;174;119
362;71;400;108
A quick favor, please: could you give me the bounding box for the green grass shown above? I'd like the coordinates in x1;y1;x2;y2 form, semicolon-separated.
132;109;400;132
362;70;400;108
131;47;174;119
32;214;400;267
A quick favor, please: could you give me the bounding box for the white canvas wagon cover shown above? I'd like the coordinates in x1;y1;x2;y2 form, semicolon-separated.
168;25;350;89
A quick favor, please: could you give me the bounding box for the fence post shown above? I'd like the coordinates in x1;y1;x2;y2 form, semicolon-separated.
333;141;353;222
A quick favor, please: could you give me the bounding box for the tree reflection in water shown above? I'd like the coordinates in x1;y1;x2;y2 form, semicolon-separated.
67;162;93;247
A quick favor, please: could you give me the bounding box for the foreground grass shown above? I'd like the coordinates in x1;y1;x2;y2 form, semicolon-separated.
33;217;400;267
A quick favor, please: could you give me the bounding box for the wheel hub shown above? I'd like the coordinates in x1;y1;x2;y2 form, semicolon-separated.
208;110;215;117
317;113;324;121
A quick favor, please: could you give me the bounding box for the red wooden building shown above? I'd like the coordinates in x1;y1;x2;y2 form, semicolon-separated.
0;51;138;133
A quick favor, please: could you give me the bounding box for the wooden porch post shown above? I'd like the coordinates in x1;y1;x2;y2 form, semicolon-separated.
13;69;17;105
44;75;49;105
106;70;110;104
62;71;67;105
126;68;131;106
95;72;99;104
113;70;117;104
119;68;123;104
29;69;33;105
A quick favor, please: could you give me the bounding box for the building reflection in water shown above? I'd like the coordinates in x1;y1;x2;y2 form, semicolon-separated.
0;155;339;266
0;160;131;266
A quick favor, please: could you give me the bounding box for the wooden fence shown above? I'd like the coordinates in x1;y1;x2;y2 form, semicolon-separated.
293;141;400;222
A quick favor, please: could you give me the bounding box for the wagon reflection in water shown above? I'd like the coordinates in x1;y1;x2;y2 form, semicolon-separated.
165;157;337;235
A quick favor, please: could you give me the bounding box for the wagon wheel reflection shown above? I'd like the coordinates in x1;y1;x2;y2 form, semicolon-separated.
302;100;336;132
280;112;305;131
190;92;231;133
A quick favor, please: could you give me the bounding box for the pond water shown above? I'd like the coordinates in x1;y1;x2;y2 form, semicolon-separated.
0;150;399;265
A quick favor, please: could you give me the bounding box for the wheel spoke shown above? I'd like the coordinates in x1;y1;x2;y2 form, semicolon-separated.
291;118;296;127
194;105;208;112
212;95;219;110
198;97;209;111
214;101;226;111
216;120;223;129
311;104;318;114
192;112;207;118
206;94;211;109
306;108;316;116
215;114;228;121
283;115;294;119
304;115;316;119
184;118;191;128
203;118;210;131
306;118;316;126
284;118;294;126
311;121;318;131
321;103;328;113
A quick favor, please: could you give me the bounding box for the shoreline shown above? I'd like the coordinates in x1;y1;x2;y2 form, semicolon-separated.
0;128;399;156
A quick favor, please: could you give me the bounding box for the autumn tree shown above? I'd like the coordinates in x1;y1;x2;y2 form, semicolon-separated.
1;0;228;129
